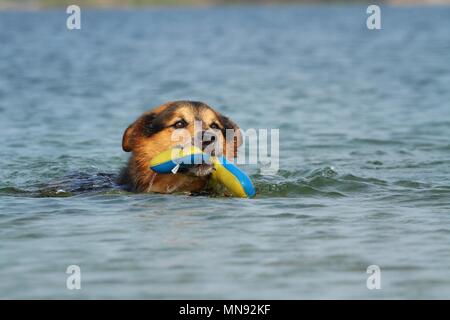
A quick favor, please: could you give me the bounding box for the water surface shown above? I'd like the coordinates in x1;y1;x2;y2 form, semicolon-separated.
1;6;450;299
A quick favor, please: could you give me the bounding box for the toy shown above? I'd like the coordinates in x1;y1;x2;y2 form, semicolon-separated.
150;146;255;198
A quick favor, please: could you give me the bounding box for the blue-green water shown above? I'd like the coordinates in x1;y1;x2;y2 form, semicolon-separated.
1;6;450;299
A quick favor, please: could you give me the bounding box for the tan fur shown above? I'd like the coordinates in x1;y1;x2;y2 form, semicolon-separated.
118;101;242;194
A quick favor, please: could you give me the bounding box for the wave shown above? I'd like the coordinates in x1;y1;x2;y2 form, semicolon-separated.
252;167;388;198
0;172;118;198
1;167;449;202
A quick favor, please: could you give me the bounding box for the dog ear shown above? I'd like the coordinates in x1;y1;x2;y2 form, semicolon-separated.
122;113;159;152
217;113;243;158
122;123;136;152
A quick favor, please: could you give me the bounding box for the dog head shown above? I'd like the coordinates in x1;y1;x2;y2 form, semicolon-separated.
122;101;242;177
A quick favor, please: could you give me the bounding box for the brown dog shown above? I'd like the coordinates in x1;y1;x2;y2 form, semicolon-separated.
117;101;242;194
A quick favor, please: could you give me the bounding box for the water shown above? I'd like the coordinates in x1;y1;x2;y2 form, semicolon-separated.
1;6;450;299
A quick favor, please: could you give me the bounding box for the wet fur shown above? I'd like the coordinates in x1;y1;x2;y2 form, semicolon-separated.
117;101;242;194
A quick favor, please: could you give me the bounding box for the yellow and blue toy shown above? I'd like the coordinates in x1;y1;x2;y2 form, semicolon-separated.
209;156;256;198
150;146;256;198
150;146;210;173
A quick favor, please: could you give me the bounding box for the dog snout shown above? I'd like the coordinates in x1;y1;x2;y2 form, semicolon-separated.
202;131;216;149
193;130;217;151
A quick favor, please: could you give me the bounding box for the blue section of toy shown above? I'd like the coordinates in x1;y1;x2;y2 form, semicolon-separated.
215;156;256;198
149;146;255;198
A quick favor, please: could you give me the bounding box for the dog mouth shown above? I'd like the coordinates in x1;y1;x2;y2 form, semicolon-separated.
178;163;214;177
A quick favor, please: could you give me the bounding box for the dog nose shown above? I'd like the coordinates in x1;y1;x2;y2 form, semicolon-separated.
195;130;216;150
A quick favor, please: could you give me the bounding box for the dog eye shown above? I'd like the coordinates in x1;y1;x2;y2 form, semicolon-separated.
210;123;219;129
173;120;187;129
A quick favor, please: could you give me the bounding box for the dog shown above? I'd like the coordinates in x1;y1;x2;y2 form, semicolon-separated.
117;101;242;194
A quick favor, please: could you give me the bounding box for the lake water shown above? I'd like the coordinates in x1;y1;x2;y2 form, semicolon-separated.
1;5;450;299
